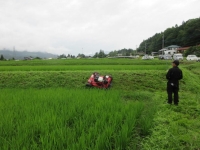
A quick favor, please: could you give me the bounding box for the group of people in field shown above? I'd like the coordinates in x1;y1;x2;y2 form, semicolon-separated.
166;60;183;106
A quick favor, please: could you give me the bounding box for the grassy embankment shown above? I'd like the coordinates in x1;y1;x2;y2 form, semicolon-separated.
0;59;199;149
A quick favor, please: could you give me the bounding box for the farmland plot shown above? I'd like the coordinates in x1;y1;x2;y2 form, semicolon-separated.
0;88;156;150
0;59;200;150
0;65;167;71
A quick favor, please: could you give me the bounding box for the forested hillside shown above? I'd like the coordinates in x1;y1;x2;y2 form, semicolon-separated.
137;17;200;53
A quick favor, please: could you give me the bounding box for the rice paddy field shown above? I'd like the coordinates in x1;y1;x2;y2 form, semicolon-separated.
0;58;200;150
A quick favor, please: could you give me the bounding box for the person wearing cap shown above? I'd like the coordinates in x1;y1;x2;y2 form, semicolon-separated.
166;60;183;105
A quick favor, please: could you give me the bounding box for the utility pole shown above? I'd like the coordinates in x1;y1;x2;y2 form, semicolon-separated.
136;45;137;55
162;33;164;49
13;46;15;59
162;33;164;55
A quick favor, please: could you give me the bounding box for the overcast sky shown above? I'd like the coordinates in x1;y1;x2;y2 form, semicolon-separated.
0;0;200;56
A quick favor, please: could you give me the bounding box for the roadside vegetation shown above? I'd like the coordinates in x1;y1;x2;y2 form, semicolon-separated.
0;58;199;150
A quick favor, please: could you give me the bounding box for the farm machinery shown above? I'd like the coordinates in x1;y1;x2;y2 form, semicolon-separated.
86;72;113;89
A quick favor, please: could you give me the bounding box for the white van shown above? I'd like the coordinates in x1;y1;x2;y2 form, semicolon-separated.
186;55;199;61
173;53;183;60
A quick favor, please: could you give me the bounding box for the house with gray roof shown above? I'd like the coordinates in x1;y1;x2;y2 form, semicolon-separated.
166;45;181;50
159;45;181;56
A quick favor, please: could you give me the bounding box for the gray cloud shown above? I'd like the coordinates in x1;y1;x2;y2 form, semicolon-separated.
0;0;200;55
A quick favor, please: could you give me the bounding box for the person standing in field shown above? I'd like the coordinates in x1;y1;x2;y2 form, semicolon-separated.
166;60;183;106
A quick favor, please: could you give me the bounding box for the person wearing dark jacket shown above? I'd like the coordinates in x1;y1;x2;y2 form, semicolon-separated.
166;60;183;105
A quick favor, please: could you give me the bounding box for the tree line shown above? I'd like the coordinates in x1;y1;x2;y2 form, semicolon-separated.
90;17;200;58
137;17;200;54
107;48;134;57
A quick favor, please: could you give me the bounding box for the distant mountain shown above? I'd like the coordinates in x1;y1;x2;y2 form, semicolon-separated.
0;50;57;60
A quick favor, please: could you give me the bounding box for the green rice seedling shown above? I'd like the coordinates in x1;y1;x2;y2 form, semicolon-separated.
0;70;167;91
1;58;199;149
0;88;150;150
0;65;167;71
1;58;191;66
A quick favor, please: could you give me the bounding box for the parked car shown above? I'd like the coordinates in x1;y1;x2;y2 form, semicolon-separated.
158;54;172;60
135;55;140;58
142;55;154;60
173;53;183;60
186;55;200;61
149;56;154;59
158;55;164;60
163;54;172;60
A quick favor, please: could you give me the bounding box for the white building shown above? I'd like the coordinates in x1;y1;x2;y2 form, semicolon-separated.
159;45;181;56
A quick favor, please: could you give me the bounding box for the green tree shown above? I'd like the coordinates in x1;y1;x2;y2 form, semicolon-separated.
108;50;118;57
0;54;4;60
184;46;200;57
98;50;106;58
93;52;98;58
58;54;67;59
34;57;41;59
77;53;85;58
